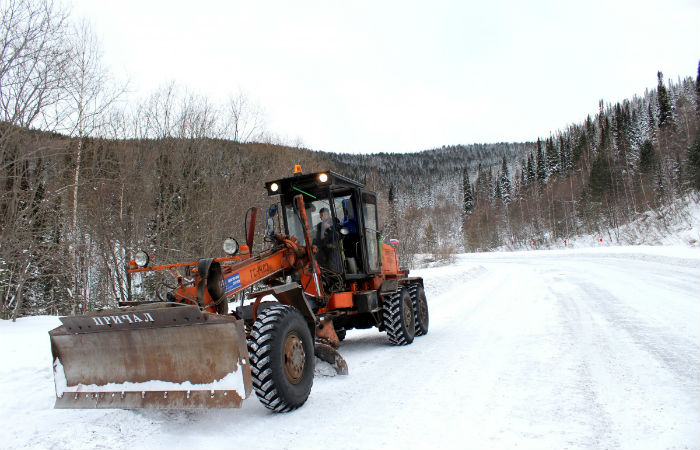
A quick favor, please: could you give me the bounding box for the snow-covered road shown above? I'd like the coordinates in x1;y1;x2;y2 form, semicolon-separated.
1;246;698;450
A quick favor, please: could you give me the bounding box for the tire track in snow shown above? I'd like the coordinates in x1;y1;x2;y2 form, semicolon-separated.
552;274;621;449
571;280;699;393
407;260;617;448
550;260;700;450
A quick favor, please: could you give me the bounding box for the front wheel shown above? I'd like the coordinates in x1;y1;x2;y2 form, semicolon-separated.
248;304;314;412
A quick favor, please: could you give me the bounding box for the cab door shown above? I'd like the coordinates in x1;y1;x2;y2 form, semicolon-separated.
361;192;381;273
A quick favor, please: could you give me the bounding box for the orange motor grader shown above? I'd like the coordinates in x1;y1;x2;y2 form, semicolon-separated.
49;169;429;412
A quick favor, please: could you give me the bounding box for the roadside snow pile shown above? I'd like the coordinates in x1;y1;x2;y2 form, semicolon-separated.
571;194;700;248
618;194;700;246
502;194;700;252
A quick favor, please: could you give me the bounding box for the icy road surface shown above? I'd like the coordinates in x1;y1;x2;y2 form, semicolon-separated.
0;246;698;450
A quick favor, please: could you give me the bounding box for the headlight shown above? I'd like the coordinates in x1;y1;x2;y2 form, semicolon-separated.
134;250;149;268
223;237;239;255
318;173;328;183
270;182;279;192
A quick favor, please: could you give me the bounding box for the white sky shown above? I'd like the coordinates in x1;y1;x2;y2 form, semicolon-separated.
70;0;699;154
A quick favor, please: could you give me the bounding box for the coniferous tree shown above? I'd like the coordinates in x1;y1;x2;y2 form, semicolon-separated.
485;169;495;205
639;140;656;174
657;71;672;128
573;130;585;164
613;103;627;151
526;152;536;184
546;137;559;175
688;134;700;189
536;138;547;183
558;135;568;174
499;156;511;204
600;115;611;151
462;169;474;216
648;103;656;131
474;163;485;208
589;151;612;201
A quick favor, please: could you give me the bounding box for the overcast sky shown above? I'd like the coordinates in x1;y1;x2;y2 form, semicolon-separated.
70;0;699;154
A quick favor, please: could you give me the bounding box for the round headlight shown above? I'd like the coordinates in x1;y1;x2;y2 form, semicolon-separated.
223;237;239;255
318;173;328;183
134;250;149;268
270;182;279;192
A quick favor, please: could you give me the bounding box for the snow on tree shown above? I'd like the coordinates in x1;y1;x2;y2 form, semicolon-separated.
462;168;474;216
499;157;512;204
657;71;673;128
536;138;547;183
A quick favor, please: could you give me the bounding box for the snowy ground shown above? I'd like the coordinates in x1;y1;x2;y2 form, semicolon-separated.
1;246;698;450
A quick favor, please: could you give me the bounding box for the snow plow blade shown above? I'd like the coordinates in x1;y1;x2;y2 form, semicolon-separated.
49;303;252;409
314;343;349;375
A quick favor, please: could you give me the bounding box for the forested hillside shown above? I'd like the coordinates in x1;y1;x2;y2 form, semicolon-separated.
330;69;700;263
3;67;697;319
1;1;698;319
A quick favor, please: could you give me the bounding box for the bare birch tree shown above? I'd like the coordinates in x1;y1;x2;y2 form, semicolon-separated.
52;19;125;313
0;0;70;160
224;90;265;143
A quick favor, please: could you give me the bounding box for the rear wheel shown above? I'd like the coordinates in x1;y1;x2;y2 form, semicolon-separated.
409;284;429;336
382;288;415;345
248;304;314;412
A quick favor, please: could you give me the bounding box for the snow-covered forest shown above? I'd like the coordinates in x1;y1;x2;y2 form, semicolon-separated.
1;0;699;319
329;71;700;262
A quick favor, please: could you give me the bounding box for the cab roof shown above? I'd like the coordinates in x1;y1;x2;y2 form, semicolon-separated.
265;171;364;196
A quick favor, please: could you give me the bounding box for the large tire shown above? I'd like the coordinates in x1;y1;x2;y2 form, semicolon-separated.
382;288;415;345
248;304;314;412
408;283;429;336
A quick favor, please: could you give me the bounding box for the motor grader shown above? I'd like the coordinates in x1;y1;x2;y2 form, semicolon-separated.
49;169;429;412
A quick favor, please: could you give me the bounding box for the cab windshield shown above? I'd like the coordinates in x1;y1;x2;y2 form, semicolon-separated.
284;194;343;273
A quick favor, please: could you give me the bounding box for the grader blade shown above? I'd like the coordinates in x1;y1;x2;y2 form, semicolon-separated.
314;343;349;375
49;303;252;409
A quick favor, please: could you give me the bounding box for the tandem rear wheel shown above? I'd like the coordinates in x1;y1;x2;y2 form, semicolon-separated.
383;288;415;345
408;283;429;336
383;283;430;345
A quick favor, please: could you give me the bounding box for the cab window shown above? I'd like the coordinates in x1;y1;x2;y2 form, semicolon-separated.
362;193;380;272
